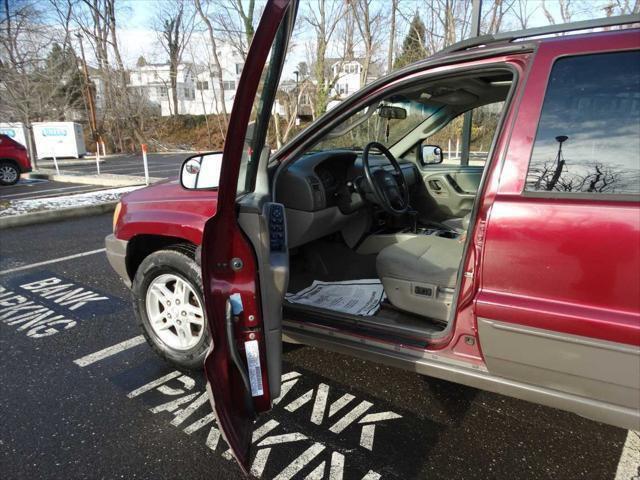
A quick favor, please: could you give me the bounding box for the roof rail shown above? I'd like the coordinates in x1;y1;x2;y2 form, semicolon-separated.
439;14;640;55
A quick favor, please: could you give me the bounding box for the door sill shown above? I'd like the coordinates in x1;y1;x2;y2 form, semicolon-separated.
283;301;446;349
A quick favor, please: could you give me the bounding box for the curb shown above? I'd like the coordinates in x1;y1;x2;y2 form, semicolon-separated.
0;201;118;229
27;171;157;187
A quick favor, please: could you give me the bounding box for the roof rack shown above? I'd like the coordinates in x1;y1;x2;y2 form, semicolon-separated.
439;14;640;55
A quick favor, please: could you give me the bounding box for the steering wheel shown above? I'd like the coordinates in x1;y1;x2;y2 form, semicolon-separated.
362;141;410;215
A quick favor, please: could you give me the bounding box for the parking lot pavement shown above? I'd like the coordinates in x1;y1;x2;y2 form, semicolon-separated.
0;178;109;201
0;153;190;202
66;152;192;178
1;215;637;480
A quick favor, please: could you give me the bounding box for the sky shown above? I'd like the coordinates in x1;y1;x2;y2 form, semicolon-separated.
69;0;633;79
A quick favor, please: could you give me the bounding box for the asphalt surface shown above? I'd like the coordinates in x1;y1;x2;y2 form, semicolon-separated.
2;153;190;202
0;214;637;480
0;178;109;201
62;152;191;178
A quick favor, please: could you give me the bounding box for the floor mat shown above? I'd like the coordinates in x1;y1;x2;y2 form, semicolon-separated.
285;279;386;316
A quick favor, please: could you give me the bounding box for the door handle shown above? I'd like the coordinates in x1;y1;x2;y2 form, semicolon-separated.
225;298;256;418
428;179;443;191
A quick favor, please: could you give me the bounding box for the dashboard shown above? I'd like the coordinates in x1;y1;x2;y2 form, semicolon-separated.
275;149;419;214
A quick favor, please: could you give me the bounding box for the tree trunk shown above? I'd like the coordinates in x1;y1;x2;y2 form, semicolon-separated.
194;0;228;125
170;61;179;115
387;0;397;73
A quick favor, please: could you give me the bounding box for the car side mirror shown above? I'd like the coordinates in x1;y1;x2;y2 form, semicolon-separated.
421;144;443;165
180;152;223;190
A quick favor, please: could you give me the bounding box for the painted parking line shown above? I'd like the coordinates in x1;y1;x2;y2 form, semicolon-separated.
1;184;100;199
0;248;106;275
74;335;146;367
0;178;48;190
1;273;119;338
16;187;111;201
71;337;404;478
615;430;640;480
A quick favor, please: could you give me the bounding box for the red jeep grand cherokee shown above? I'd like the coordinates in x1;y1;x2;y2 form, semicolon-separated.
0;134;32;185
106;2;640;471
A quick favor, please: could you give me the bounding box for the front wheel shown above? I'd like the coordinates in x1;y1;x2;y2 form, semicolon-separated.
132;246;210;370
0;161;20;185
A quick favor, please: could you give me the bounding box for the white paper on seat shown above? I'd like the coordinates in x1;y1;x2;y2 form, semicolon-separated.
285;279;386;316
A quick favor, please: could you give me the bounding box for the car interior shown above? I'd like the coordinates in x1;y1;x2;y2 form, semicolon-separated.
274;69;514;346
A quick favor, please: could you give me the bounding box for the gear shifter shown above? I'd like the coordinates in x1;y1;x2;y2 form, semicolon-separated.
407;208;418;234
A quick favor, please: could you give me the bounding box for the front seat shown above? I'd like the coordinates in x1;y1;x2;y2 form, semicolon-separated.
376;235;464;322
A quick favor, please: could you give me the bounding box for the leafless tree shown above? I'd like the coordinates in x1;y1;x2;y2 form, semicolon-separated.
305;0;347;118
541;0;576;24
386;0;399;73
69;0;149;150
193;0;228;127
513;0;538;29
484;0;518;34
529;159;636;194
0;0;84;162
214;0;258;61
352;0;383;86
155;0;194;116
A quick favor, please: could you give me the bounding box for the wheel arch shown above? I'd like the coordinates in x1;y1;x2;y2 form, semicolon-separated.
126;234;200;283
0;158;21;171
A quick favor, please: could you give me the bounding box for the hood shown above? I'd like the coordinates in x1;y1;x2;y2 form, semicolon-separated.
122;179;219;204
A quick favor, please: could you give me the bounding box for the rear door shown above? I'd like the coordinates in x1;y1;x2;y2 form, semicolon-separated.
200;0;296;472
476;32;640;429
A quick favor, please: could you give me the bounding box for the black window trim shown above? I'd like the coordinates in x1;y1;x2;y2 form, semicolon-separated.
522;48;640;202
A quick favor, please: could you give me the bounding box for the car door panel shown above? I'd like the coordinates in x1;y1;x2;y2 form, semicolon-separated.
477;198;640;418
200;0;295;472
476;35;640;430
417;165;483;218
478;318;640;410
237;194;289;399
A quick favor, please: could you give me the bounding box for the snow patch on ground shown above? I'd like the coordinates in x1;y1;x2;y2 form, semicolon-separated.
0;186;142;217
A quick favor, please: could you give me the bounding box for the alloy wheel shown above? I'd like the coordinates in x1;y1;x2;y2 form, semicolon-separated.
145;273;205;351
0;165;18;184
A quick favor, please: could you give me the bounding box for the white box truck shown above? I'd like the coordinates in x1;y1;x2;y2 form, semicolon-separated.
0;122;29;148
32;122;87;159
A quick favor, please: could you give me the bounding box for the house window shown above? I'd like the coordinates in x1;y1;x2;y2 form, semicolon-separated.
235;63;244;75
222;80;235;90
196;81;208;90
337;83;348;96
159;87;168;97
525;51;640;195
153;72;159;80
342;64;359;74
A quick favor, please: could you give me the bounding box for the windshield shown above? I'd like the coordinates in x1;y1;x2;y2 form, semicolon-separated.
311;99;441;152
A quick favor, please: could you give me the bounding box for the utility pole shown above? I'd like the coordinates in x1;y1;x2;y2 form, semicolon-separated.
76;33;99;147
460;0;483;166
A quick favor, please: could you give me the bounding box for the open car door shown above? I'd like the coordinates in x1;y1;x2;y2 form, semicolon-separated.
200;0;297;473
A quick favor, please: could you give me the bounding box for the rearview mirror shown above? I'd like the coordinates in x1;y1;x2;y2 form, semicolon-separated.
378;105;407;119
180;152;223;190
421;144;443;165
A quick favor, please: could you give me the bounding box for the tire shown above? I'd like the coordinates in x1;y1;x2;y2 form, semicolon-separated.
132;246;210;370
0;161;20;186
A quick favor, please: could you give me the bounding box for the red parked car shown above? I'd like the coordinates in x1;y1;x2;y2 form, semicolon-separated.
0;134;32;185
106;2;640;472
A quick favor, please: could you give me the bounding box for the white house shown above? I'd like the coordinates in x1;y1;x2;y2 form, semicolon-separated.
128;63;196;116
127;43;244;117
329;59;380;101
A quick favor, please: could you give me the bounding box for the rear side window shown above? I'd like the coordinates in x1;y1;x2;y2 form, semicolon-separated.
526;51;640;195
